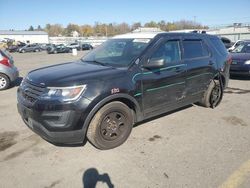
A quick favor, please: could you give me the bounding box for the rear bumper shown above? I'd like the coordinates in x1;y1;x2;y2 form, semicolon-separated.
3;66;19;82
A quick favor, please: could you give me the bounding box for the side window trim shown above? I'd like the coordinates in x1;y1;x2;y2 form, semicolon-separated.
147;37;183;65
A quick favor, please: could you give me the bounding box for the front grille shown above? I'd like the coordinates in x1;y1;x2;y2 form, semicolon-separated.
21;80;46;104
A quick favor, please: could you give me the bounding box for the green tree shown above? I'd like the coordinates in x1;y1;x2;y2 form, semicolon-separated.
144;21;158;28
80;25;94;37
131;22;142;31
28;26;34;31
65;23;81;36
37;25;42;31
45;24;64;36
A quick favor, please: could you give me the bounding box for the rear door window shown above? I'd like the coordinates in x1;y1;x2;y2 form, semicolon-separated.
183;40;209;59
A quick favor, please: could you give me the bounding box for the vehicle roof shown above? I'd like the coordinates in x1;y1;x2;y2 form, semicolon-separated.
113;32;217;39
113;32;163;39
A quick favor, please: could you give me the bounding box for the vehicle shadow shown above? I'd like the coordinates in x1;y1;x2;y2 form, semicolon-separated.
53;138;88;147
134;104;193;128
82;168;114;188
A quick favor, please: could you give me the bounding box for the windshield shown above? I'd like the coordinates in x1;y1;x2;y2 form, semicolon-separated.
232;43;250;53
81;38;151;67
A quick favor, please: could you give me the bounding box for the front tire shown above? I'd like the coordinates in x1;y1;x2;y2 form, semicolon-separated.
87;101;134;150
199;80;222;108
0;74;10;90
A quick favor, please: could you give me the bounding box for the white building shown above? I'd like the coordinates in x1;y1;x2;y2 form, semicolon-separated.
0;31;49;44
132;27;163;33
207;26;250;42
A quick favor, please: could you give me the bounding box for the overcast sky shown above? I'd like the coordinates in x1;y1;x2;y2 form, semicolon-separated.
1;0;250;30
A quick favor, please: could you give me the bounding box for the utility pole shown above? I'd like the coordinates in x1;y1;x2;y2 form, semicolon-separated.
193;16;196;29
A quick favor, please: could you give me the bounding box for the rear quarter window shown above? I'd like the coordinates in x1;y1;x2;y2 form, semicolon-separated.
209;38;228;56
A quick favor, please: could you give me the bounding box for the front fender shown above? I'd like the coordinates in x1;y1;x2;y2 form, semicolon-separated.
81;93;143;136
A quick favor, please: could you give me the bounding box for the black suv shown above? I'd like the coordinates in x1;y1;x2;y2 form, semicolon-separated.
17;32;230;149
47;44;71;54
82;43;93;50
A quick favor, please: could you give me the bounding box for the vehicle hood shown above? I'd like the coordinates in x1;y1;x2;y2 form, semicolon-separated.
26;60;125;87
230;53;250;61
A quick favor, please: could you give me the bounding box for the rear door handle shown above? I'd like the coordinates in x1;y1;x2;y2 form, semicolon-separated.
175;67;184;73
209;61;215;66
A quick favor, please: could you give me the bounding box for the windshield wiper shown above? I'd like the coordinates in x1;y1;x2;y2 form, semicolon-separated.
81;59;107;66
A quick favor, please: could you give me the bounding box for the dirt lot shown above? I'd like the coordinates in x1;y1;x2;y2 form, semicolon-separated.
0;51;250;188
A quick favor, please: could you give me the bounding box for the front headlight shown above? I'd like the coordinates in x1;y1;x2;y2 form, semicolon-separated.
245;60;250;65
41;85;87;102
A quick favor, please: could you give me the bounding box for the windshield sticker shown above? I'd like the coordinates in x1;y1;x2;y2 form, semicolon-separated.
133;39;150;43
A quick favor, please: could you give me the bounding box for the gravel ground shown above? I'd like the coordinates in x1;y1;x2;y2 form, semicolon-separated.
0;51;249;188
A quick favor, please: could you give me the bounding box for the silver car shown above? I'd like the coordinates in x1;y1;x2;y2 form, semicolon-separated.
0;49;19;90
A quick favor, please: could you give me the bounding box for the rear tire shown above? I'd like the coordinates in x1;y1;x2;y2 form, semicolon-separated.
87;101;134;150
0;74;10;90
199;80;222;108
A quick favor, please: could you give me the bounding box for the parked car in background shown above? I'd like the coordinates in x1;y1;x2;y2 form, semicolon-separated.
39;43;53;51
67;43;81;51
228;40;244;52
220;37;232;49
81;43;93;50
230;41;250;76
47;44;71;54
7;42;26;53
0;49;19;90
19;44;42;53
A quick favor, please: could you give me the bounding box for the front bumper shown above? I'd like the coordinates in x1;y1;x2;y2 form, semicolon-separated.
17;103;86;144
17;102;87;145
230;70;250;76
230;63;250;76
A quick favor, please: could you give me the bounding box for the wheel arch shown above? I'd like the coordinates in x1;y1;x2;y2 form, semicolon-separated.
213;73;226;89
82;94;143;135
0;72;10;81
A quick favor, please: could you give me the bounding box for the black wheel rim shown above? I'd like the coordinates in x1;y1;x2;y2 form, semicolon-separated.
100;111;127;141
210;84;222;107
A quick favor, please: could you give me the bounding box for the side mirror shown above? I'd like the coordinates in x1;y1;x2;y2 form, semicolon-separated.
228;49;233;52
143;58;165;69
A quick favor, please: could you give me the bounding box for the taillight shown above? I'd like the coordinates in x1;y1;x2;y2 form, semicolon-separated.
0;57;12;67
227;55;232;65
